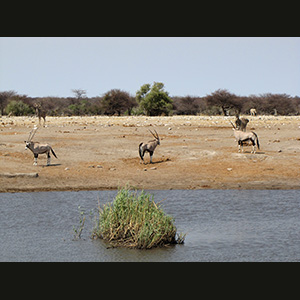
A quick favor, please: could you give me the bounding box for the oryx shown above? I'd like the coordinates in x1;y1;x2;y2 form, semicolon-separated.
24;126;57;166
34;103;47;126
139;129;160;164
230;121;260;154
235;115;249;132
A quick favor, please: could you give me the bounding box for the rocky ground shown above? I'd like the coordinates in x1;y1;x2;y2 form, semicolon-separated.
0;115;299;192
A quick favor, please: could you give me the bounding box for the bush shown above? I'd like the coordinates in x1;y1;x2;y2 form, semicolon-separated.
101;89;137;116
205;89;242;115
172;96;201;115
92;187;185;249
68;100;89;116
5;100;34;116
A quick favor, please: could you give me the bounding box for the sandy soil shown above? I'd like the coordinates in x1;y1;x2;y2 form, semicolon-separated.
0;115;299;192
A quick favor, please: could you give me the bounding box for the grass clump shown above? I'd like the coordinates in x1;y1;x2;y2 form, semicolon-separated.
92;187;185;249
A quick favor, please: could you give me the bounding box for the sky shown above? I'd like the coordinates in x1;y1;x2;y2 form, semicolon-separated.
0;37;299;98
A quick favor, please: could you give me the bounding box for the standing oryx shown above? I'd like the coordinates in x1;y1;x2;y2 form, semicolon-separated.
139;129;160;164
235;115;249;132
230;121;260;154
34;103;47;127
250;108;257;116
24;126;57;166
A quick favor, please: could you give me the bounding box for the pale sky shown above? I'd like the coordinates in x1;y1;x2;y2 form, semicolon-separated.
0;37;299;98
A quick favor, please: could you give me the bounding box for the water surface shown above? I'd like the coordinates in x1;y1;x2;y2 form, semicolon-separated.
1;189;299;261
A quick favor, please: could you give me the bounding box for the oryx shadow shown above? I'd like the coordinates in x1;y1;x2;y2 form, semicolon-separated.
144;158;171;165
243;151;265;154
41;163;62;168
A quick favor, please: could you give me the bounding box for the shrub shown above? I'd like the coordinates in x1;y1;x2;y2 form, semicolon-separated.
172;96;201;115
92;187;185;249
101;89;137;116
5;100;34;116
205;89;242;115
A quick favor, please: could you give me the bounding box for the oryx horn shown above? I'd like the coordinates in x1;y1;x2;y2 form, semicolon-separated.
27;126;38;142
229;120;236;129
149;129;159;139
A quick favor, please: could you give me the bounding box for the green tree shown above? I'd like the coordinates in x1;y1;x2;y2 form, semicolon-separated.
68;99;90;115
136;82;173;116
5;100;34;116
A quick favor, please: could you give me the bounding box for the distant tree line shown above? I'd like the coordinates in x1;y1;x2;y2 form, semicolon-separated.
1;85;299;117
173;89;300;116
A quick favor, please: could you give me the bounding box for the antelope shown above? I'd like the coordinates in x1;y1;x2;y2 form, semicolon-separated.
235;115;249;132
230;121;260;154
250;108;257;116
34;103;47;126
24;127;57;166
139;129;160;164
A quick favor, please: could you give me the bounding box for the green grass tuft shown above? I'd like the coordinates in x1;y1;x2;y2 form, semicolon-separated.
92;187;185;249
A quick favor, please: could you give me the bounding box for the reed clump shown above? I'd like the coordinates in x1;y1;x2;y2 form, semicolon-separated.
92;187;185;249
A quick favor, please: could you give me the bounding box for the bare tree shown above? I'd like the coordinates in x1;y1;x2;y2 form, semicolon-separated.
205;89;242;115
72;89;87;100
0;90;17;115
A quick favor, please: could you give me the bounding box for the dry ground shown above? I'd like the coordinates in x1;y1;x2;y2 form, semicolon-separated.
0;115;299;192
